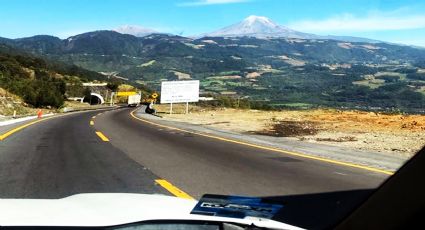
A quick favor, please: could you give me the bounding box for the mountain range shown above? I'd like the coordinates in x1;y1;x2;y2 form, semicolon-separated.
109;15;382;44
114;25;158;38
1;16;425;112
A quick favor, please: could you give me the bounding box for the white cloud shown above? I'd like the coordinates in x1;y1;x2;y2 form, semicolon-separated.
178;0;249;6
288;10;425;33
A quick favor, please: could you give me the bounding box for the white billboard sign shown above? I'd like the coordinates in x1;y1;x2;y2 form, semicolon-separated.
160;80;200;104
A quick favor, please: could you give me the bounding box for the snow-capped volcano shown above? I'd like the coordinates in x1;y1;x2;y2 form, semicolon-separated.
200;15;381;43
202;15;316;39
114;25;157;37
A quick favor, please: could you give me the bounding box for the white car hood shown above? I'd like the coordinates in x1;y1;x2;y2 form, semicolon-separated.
0;193;303;229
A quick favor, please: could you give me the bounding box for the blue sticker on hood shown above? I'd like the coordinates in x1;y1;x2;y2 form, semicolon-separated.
191;194;283;219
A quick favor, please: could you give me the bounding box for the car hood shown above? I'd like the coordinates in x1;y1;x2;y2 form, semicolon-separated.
0;193;303;229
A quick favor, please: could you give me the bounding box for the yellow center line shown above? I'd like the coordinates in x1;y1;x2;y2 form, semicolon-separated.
155;179;194;200
90;120;94;126
130;110;394;175
95;131;110;142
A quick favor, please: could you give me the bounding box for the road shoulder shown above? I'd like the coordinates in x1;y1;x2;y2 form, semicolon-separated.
134;107;408;172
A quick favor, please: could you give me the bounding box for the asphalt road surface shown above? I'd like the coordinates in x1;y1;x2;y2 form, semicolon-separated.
0;107;392;228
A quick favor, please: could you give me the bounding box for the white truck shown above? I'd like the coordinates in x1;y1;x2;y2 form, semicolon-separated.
127;94;141;107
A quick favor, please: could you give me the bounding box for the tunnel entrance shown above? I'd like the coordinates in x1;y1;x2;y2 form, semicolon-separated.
83;93;105;105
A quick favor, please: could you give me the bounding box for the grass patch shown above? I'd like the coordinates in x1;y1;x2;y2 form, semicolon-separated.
201;80;225;86
217;71;241;76
352;79;385;89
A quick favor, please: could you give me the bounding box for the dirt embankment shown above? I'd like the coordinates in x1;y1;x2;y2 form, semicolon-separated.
1;88;96;118
0;88;53;117
154;104;425;157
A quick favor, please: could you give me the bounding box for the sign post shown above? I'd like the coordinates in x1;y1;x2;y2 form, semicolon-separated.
160;80;199;114
110;92;115;106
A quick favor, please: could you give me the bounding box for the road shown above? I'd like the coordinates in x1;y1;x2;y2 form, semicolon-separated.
0;107;390;228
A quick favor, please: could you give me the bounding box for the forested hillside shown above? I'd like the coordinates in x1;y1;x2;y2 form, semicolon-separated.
0;44;113;108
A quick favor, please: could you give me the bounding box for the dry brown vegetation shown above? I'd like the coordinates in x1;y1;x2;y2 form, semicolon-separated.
154;103;425;157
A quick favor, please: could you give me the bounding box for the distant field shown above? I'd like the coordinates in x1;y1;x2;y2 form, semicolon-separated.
138;60;156;67
353;79;385;89
207;75;241;80
217;71;241;76
374;71;405;77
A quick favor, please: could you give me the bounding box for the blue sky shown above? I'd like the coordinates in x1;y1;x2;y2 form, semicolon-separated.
1;0;424;46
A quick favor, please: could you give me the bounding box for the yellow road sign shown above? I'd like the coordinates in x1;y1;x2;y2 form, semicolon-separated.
116;91;137;96
151;93;158;99
143;98;157;103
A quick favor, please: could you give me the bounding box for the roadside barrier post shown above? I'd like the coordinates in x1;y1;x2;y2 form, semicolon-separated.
37;110;42;119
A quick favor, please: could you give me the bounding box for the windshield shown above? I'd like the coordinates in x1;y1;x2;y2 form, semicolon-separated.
0;0;424;229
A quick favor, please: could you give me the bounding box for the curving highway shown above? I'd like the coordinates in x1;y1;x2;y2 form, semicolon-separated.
0;107;391;228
